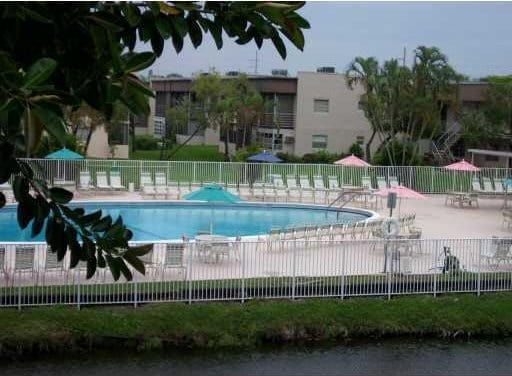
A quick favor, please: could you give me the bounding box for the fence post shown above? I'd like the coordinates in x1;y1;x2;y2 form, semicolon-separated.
17;273;21;311
133;280;138;308
188;243;194;304
77;272;81;310
240;243;245;303
433;241;438;298
477;240;482;297
341;242;345;300
291;244;297;300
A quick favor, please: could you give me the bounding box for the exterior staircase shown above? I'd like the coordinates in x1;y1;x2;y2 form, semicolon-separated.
431;122;461;165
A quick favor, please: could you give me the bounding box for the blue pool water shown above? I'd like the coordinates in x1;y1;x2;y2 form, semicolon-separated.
0;202;370;241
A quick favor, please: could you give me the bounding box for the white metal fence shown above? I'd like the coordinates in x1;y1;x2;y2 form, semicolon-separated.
1;238;512;308
19;158;512;194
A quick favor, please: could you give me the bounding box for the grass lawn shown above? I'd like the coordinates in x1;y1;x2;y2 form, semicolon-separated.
131;145;224;161
1;293;512;357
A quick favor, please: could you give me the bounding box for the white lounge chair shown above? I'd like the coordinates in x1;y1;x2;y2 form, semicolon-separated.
286;175;301;201
299;175;314;202
167;181;181;199
154;172;167;198
472;178;483;193
14;245;36;283
79;171;93;190
96;172;112;190
252;182;265;200
376;176;387;190
482;177;494;194
140;172;156;197
389;176;399;188
110;171;126;190
162;243;186;279
362;176;373;190
494;179;505;195
272;175;286;189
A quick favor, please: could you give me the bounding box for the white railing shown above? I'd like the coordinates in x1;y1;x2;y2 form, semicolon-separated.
18;158;512;194
0;238;511;307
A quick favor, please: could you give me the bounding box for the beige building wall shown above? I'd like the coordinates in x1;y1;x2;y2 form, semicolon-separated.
86;125;129;159
294;72;374;157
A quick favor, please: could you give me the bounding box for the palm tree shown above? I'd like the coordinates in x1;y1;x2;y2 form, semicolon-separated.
345;57;380;161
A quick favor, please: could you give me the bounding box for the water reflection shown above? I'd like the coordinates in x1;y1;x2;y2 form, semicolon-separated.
3;340;512;376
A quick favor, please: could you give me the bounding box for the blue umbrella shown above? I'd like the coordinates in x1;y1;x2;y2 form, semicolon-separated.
44;147;84;160
184;184;242;233
247;150;283;163
183;184;241;203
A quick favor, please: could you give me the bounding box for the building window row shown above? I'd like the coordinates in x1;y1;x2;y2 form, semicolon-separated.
313;99;329;113
312;134;328;149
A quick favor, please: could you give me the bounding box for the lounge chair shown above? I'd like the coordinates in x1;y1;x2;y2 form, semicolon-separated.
275;187;288;202
154;172;167;198
494;179;505;195
238;184;252;199
389;176;399;188
481;238;512;268
110;171;126;190
361;176;373;190
376;176;387;190
140;172;156;197
503;211;512;228
14;245;36;283
482;177;494;194
0;247;8;285
286;175;301;201
299;175;314;202
472;177;483;193
272;175;286;189
327;176;341;191
78;171;93;190
167;181;181;199
263;185;276;202
252;182;265;200
162;243;186;279
95;171;112;190
313;176;327;203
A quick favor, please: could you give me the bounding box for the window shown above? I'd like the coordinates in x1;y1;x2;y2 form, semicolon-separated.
312;135;328;149
257;132;283;151
356;136;365;145
313;99;329;113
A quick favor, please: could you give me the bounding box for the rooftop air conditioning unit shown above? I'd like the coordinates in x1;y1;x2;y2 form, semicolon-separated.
317;66;336;74
284;136;295;144
271;69;288;77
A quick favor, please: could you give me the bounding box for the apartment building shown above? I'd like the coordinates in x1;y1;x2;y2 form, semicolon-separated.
143;68;374;157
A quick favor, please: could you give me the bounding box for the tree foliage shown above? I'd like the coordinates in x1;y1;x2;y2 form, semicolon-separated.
346;46;461;165
0;2;309;280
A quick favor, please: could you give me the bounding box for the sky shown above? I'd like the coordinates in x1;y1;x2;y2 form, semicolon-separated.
145;2;512;79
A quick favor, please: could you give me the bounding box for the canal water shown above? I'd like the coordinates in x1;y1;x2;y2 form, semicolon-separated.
3;340;512;376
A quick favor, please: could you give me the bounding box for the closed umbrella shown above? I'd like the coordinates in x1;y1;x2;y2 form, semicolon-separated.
183;184;242;233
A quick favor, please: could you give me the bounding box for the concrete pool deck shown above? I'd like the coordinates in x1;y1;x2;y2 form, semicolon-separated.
71;191;509;239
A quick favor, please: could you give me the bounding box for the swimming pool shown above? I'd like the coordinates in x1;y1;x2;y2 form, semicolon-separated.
0;202;373;242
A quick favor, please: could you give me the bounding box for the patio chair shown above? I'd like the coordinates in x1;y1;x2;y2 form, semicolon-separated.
274;186;288;202
503;211;512;228
78;171;93;190
494;178;505;195
162;243;186;279
272;175;286;189
462;192;479;208
361;176;373;190
95;171;112;190
482;177;494;194
252;182;265;201
286;175;301;201
327;176;341;191
110;171;126;190
389;176;399;188
139;249;158;281
42;247;68;284
154;172;167;198
472;177;483;193
14;245;36;284
376;176;388;190
263;185;276;202
140;172;156;197
299;175;314;202
0;247;8;285
482;238;512;268
167;181;181;199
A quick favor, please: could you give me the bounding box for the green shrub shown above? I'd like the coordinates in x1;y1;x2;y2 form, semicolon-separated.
134;135;159;150
276;152;303;163
372;141;424;166
348;143;364;158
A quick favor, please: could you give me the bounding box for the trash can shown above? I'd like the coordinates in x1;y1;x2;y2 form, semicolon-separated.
128;182;134;193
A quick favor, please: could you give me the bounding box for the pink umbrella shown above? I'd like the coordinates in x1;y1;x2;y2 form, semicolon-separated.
444;159;480;172
334;154;371;167
376;185;427;215
375;185;427;200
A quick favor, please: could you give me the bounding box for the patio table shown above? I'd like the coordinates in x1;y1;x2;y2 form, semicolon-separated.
195;235;230;263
